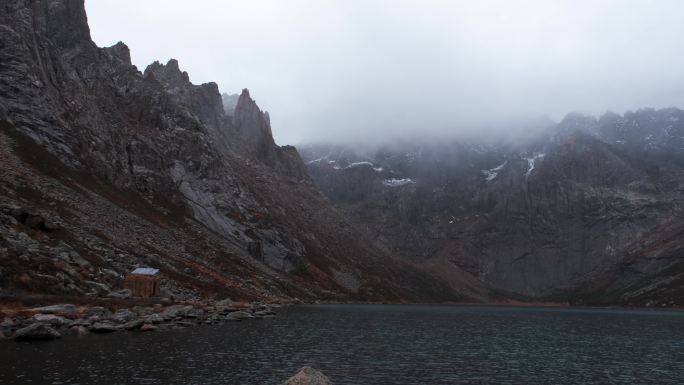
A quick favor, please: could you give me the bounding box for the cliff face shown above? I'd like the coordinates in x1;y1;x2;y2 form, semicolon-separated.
300;109;684;306
0;0;485;302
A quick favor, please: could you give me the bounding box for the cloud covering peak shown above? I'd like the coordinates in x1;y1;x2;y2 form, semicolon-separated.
87;0;684;144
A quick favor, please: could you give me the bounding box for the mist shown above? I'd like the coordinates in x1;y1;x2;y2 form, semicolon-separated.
85;0;684;145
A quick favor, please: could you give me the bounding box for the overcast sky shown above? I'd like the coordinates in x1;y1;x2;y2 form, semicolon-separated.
86;0;684;145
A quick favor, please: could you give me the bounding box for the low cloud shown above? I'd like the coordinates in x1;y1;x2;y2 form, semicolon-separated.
87;0;684;145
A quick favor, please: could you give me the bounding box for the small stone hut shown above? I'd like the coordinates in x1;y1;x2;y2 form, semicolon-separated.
124;267;160;298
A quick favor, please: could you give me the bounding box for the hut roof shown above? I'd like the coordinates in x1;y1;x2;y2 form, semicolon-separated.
130;267;160;276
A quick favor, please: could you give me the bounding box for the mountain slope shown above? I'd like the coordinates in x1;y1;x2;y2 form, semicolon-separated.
300;110;684;306
0;0;488;303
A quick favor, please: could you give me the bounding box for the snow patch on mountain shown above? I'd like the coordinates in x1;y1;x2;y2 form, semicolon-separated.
306;156;328;165
524;153;545;179
383;178;415;187
481;161;507;182
333;161;385;172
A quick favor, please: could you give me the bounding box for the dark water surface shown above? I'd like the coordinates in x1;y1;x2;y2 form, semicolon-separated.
1;305;683;384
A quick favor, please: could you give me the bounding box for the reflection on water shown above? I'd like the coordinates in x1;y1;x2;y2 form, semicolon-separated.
1;305;683;384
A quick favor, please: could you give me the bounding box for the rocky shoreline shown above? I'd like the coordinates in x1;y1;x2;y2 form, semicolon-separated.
4;299;681;342
1;300;279;342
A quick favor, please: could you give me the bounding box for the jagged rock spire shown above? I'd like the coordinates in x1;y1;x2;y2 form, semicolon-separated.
233;88;276;150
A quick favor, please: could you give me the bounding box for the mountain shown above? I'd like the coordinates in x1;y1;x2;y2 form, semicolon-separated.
299;109;684;307
4;0;680;308
0;0;488;303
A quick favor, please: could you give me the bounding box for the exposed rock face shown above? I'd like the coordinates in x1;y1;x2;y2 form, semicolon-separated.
282;367;332;385
300;108;684;306
0;0;482;302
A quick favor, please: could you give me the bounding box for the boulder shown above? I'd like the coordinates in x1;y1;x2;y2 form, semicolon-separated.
70;325;89;336
31;314;70;326
226;310;253;321
110;309;137;324
216;298;233;307
139;324;157;332
84;281;111;296
90;322;119;333
122;319;144;331
13;323;61;342
28;304;77;315
254;310;276;317
282;367;332;385
144;314;165;324
68;319;91;327
161;305;194;319
84;306;111;319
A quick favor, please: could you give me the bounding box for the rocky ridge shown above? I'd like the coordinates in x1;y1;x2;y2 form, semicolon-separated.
0;0;486;304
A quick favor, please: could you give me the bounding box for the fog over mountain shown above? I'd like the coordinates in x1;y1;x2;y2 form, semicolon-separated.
87;0;684;145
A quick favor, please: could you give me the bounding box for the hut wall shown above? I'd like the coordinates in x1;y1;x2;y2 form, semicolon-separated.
124;274;160;298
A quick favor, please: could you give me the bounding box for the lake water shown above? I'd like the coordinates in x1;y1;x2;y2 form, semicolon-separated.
1;305;683;384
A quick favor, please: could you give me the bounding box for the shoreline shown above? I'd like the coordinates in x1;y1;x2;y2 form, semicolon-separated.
0;297;281;343
3;295;682;343
310;300;684;313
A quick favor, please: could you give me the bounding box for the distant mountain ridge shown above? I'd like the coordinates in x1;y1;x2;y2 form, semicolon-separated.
300;108;684;306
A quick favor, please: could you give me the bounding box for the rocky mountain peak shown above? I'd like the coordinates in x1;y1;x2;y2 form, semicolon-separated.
144;59;192;89
233;88;277;156
103;41;132;65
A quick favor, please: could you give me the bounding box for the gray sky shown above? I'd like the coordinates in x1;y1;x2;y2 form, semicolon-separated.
86;0;684;145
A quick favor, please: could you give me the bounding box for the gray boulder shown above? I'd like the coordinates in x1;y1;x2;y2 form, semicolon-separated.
282;367;332;385
84;281;112;296
144;314;166;324
161;305;194;319
226;310;253;321
90;322;119;333
122;319;144;331
84;306;112;319
110;309;137;324
31;314;70;326
140;324;157;332
215;298;233;307
13;323;61;341
254;310;276;317
28;304;77;315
